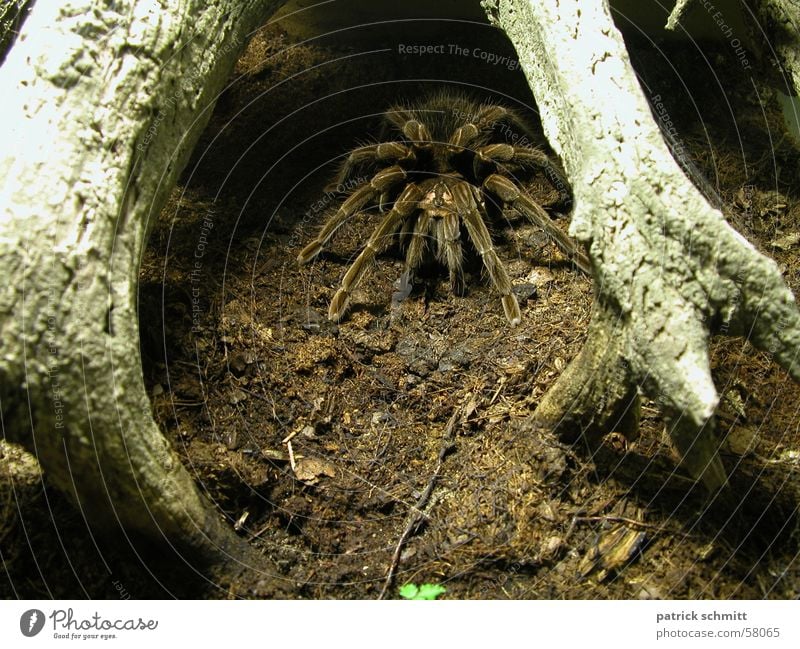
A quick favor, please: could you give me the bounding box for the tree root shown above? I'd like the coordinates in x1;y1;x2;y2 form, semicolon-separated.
488;0;800;491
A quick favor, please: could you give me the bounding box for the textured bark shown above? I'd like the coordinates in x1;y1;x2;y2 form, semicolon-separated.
0;0;34;63
484;0;800;491
743;0;800;95
0;0;286;580
666;0;694;30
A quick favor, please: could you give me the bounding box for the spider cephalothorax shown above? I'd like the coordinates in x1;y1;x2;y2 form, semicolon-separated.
298;92;590;325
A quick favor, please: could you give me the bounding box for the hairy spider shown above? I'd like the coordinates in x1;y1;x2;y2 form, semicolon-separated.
298;92;590;325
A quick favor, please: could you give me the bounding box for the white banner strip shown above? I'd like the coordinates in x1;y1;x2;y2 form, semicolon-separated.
1;600;799;648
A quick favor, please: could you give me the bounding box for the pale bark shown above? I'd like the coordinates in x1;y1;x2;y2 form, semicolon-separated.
0;0;34;63
744;0;800;95
0;0;286;581
666;0;694;30
666;1;799;95
483;0;800;491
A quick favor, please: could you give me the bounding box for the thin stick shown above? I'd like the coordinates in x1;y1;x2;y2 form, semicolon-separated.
567;514;696;540
378;402;462;599
573;515;660;530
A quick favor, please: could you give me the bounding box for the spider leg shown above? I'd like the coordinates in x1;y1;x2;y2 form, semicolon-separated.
473;143;572;209
403;210;433;285
401;119;432;145
448;104;534;150
436;211;465;295
448;105;505;148
483;173;591;274
328;183;423;321
451;181;521;325
330;141;415;190
385;108;433;145
297;165;407;264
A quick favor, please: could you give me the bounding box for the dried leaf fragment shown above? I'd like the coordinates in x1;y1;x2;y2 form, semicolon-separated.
293;457;337;485
580;524;647;581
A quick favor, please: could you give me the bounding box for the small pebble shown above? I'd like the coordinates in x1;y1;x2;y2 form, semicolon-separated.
512;283;537;301
371;411;390;424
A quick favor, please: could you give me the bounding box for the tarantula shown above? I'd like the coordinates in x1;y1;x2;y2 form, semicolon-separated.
297;92;590;325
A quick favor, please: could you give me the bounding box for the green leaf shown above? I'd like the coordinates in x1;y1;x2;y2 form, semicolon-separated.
399;583;446;600
416;584;446;600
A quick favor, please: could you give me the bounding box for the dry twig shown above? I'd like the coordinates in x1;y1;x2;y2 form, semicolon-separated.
377;401;463;599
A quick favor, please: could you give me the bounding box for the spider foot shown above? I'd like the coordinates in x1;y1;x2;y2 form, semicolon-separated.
450;268;466;297
297;240;323;264
392;270;414;306
328;288;350;322
502;294;522;326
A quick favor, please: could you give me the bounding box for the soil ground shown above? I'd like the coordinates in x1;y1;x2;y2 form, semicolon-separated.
2;17;800;599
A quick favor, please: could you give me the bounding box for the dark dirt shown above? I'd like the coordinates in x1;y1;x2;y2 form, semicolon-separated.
3;16;800;599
